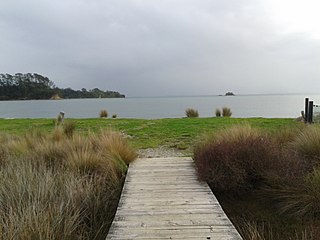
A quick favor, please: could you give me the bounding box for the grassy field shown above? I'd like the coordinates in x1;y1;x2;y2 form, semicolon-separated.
0;117;301;151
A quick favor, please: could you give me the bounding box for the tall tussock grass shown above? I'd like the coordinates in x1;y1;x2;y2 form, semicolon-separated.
194;123;320;239
291;124;320;160
194;124;278;193
100;109;108;118
215;108;221;117
222;107;232;117
185;108;199;118
234;218;320;240
267;168;320;218
0;129;137;240
236;219;273;240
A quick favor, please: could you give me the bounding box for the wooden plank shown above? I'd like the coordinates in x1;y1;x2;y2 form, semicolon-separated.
106;157;242;239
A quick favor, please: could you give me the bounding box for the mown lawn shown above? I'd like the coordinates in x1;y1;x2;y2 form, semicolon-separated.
0;117;301;152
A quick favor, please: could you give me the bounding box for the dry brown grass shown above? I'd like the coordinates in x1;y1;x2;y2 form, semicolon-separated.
291;125;320;160
222;107;232;117
194;124;278;193
194;123;320;239
100;109;108;118
185;108;199;118
0;129;137;239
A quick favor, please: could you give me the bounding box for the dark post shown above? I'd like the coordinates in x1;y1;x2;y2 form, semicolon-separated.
305;98;309;123
308;101;313;123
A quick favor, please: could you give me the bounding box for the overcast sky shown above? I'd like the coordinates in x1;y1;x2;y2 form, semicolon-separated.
0;0;319;97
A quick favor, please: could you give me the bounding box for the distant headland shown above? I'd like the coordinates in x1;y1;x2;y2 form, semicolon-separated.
0;73;125;100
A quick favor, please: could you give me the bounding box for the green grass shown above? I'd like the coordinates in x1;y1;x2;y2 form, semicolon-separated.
0;117;301;152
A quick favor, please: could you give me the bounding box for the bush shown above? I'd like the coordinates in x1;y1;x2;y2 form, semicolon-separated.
194;124;278;193
112;114;117;119
222;107;232;117
100;109;108;118
185;108;199;118
215;109;221;117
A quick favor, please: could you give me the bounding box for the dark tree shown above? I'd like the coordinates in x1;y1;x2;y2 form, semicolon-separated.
0;73;125;100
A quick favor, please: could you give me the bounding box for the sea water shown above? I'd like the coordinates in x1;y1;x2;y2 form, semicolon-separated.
0;94;319;119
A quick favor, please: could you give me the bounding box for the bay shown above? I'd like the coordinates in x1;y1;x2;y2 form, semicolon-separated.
0;94;319;119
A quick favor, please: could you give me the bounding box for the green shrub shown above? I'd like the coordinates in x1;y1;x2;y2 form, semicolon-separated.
185;108;199;118
215;109;221;117
194;124;278;193
222;107;232;117
100;109;108;118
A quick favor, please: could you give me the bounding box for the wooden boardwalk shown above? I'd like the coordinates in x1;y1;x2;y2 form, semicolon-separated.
107;157;242;240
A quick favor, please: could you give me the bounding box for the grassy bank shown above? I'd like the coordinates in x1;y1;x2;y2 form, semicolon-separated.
0;117;299;151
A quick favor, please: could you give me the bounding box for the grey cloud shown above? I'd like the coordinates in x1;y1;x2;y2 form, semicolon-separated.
0;0;319;96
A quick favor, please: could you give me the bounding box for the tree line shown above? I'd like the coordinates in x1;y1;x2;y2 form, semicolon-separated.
0;73;125;100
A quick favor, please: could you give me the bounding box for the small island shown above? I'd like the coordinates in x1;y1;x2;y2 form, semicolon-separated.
225;92;235;96
0;73;125;100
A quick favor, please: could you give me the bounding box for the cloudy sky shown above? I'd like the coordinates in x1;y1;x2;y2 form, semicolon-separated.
0;0;319;97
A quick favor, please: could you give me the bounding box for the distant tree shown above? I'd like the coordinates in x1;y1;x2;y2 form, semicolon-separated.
0;73;125;100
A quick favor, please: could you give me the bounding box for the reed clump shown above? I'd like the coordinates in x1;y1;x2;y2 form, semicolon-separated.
0;129;136;240
222;107;232;117
100;109;108;118
185;108;199;118
215;108;221;117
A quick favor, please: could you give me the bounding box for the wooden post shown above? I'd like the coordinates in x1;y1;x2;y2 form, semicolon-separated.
309;101;313;123
305;98;309;123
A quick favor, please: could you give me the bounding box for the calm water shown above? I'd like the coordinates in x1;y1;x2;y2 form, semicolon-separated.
0;94;319;119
